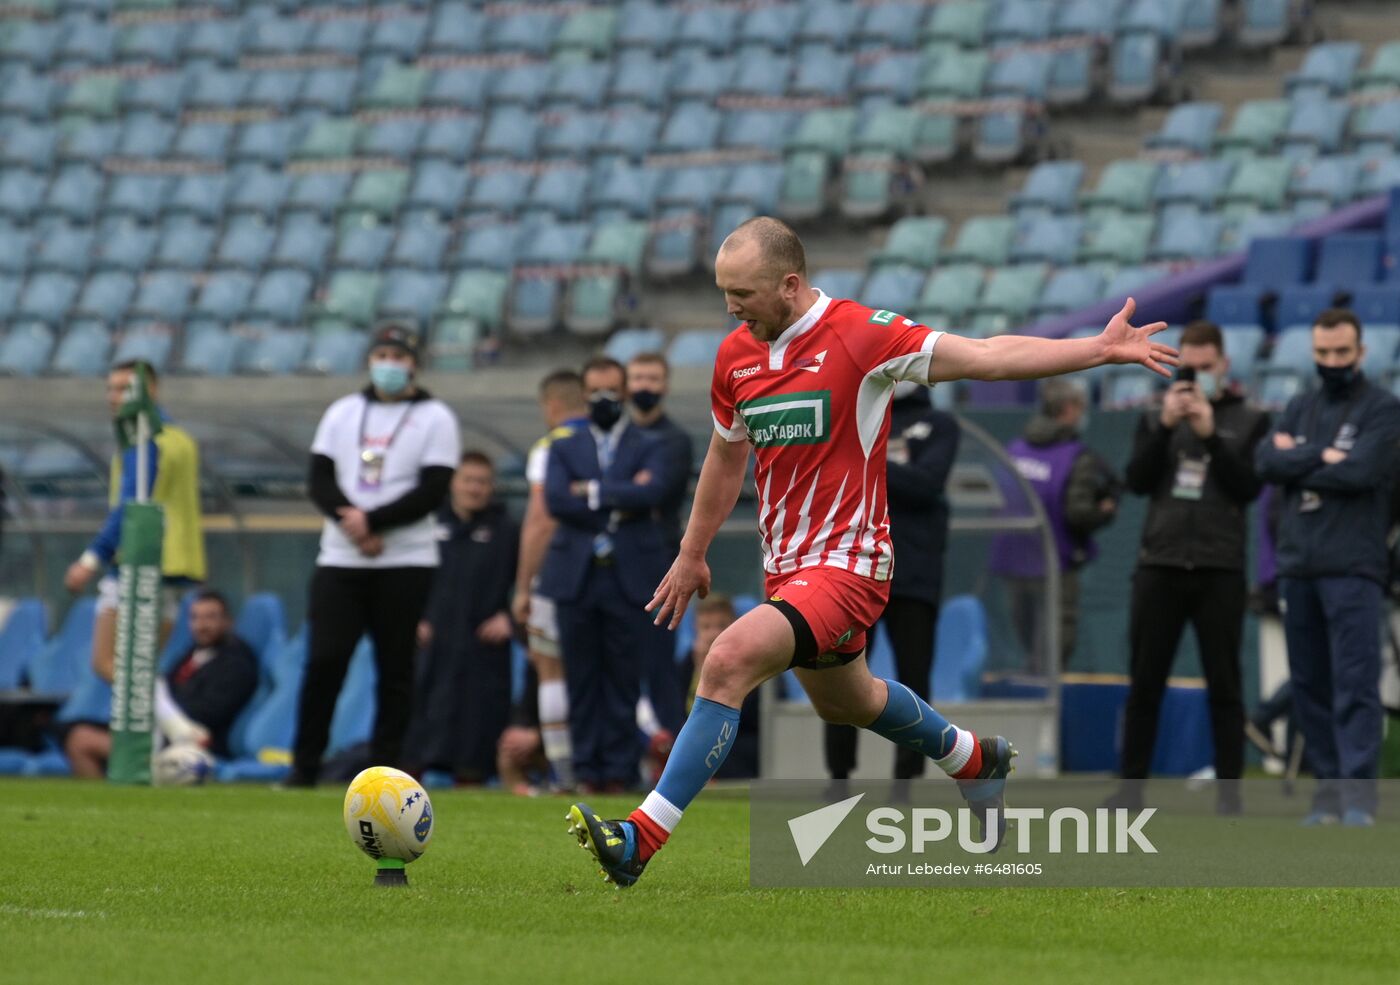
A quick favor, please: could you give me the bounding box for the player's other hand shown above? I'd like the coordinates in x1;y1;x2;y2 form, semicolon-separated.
1101;298;1178;378
336;506;371;543
358;534;384;558
647;552;711;629
476;611;513;644
510;592;531;627
64;561;95;594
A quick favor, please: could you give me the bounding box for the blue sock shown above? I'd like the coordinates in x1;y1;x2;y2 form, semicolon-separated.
866;679;974;774
638;696;741;834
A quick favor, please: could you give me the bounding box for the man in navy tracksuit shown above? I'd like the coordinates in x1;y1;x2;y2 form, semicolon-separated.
1255;308;1400;826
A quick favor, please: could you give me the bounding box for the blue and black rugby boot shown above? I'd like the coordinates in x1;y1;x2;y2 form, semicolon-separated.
956;736;1018;853
566;802;648;889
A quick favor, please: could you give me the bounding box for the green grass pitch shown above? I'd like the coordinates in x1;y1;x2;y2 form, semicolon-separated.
5;779;1400;984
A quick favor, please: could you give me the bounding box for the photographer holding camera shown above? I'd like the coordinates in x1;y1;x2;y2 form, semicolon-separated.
1111;321;1270;812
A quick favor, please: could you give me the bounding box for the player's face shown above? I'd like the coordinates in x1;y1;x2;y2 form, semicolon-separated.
106;368;157;418
188;600;230;648
451;461;494;513
715;242;798;343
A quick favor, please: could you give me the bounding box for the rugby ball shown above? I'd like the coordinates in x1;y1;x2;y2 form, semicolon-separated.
152;744;215;786
343;766;434;864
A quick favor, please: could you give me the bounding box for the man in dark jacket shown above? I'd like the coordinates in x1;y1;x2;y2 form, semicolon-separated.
65;590;258;777
1114;320;1270;811
408;451;518;783
626;352;694;737
1255;308;1400;826
989;378;1120;673
825;383;960;786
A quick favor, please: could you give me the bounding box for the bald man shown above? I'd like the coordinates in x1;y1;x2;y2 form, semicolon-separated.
567;216;1178;888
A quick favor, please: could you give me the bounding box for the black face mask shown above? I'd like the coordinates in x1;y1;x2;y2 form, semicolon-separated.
630;389;663;413
589;392;624;430
1315;361;1359;395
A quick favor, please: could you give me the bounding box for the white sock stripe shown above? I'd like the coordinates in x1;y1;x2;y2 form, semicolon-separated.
935;728;974;776
538;680;568;724
640;791;683;833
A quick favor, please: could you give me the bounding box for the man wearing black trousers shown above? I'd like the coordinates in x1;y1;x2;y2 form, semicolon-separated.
825;383;959;790
288;325;461;787
1112;320;1269;813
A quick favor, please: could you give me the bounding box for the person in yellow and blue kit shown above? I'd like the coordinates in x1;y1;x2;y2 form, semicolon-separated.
64;359;206;686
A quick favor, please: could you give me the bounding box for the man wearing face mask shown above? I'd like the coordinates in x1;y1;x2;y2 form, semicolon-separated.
989;378;1121;675
1110;320;1270;814
287;324;462;787
825;381;960;792
539;356;672;792
626;352;695;738
1256;308;1400;827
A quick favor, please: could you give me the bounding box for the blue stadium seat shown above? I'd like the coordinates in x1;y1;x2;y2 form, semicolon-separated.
174;121;233;164
56;16;115;69
378;269;447;323
974;109;1038;166
307;16;368;58
856;2;927;48
719;161;785;213
595;110;661;160
302;324;370;376
986;49;1053;100
368;11;427;60
105;173;171;223
0;321;54;377
240;324;310;375
671;53;736;104
524;167;591;221
1;122;58;171
152;219;217;272
657;165;728;213
675;6;739;54
390;220;452;271
740;2;799;50
1032;267;1106;319
1360;323;1400;378
795;0;860;48
214;216;276;270
0;223;32;275
1010;161;1085;216
183;17;242;64
1349;286;1400;330
1180;0;1224;49
1151;211;1225;261
813;268;866;302
1054;0;1120;36
327;638;377;755
1265;324;1317;376
1153;158;1235;212
248;269;314;324
1316;233;1383;288
933;596;987;702
16;272;80;324
728;53;791;98
425;66;492;111
466;168;532;217
1119;0;1187;40
854;52;919;103
166;171;232;222
790;48;854;100
46;166;105;224
492;63;550;108
452;223;523;272
33;223;94;275
610;51;675;109
589;162;662;219
407;161;470;218
296;67;360;114
1275;284;1338;331
178;321;241;376
545;60;612;109
603;327;667;364
862;266;925;315
285;171;352;219
507;272;563;335
489;9;562;57
1359;157;1400;201
112;321;175;372
0;598;48;688
540;110;606;159
1243;236;1312;289
242;72;304;114
335;224;394;270
115;114;177;159
122;71;187;118
1289;155;1361;214
0;69;57;120
0;21;60;70
1011;215;1085;265
244;15;310;59
73;271;136;320
1108;32;1168;105
667;329;727;369
418;115;482;163
425;2;487;57
57;120;121;166
193;272;255;322
1286;42;1363;98
232;118;302;166
269;216;332;275
93;219;158;273
50;320;112;376
0;170;45;222
187;67;250;112
25;597;95;698
989;0;1054;46
1352;101;1400;158
217;629;305;779
1205;285;1265;329
1222;324;1266;382
478;107;540;160
1146;102;1225;155
1280;97;1348;160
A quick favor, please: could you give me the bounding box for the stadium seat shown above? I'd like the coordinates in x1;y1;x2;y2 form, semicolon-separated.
0;598;48;688
722;110;796;155
1;122;58;170
1108;33;1169;106
1081;160;1160;214
554;5;618;59
1348;286;1400;330
73;271;136;320
334;226;393;277
368;12;427;61
227;167;291;219
862;265;925;316
1359;324;1400;379
985;49;1053;100
0;69;57;119
214;216;276;269
1315;233;1383;289
1180;0;1224;49
33;223;95;275
1358;41;1400;90
1152;212;1225;261
1146;102;1225;155
452;224;522;274
1285;42;1362;97
913;265;985;326
1048;44;1095;107
296;67;361;115
361;66;429;113
62;75;122;119
50;320;111;376
166;171;232;223
46;165;105;223
1119;0;1188;41
16;271;80;324
1289;156;1361;214
0;321;55;377
192;271;255;322
1079;213;1156;264
1012;215;1085;265
106;173;172;223
1153;158;1235;213
545;60;612;109
1221;155;1294;213
307;16;368;59
178;321;242;376
1010;161;1085;216
218;629;306;778
1242;236;1313;290
871;217;947;269
427;317;481;372
603;327;667;364
425;66;492;112
1205;285;1265;329
286;172;354;219
926;0;991;48
657;103;722;156
312;270;382;327
122;72;186;118
425;3;487;57
969;265;1049;335
811;268;865;303
854;52;920;103
390;221;453;271
667;329;727;369
344;169;409;222
478;108;540;161
1264;324;1317;377
57;120;121;166
595;110;662;160
186;67;250;112
1279;98;1348;160
492;63;551;109
248;269;315;325
112;321;175;372
1237;0;1304;50
839;153;908;220
378;270;446;324
466;168;531;217
946;216;1016;266
563;267;624;336
727;53;791;98
1275;284;1338;331
245;69;307;114
269;215;332;275
302;325;370;376
25;597;95;698
1215;99;1290;157
919;47;989;100
856;2;927;48
1032;267;1106;320
293;118;360;162
489;8;561;57
240;324;310;375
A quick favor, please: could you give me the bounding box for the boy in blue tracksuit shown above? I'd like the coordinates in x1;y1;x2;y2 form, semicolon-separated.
1255;308;1400;826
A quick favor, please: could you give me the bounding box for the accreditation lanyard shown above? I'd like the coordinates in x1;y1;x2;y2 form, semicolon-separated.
357;398;415;490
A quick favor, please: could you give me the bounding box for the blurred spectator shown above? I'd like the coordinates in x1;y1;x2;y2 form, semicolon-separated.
1114;320;1270;813
65;590;257;778
63;360;206;683
626;351;693;737
989;378;1120;673
826;385;959;786
289;324;461;787
512;369;590;791
539;356;671;793
405;451;518;783
1256;308;1400;826
677;595;758;780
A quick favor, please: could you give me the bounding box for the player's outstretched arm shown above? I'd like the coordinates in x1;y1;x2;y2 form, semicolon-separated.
646;431;749;629
928;298;1178;384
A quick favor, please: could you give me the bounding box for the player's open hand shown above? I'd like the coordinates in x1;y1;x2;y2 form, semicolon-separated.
646;552;711;629
1100;298;1178;378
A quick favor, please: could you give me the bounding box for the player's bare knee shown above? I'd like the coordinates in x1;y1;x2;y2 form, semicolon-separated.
696;639;759;703
811;696;865;726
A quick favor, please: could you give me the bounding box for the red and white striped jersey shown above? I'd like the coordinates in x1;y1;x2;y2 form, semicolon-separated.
710;291;943;581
